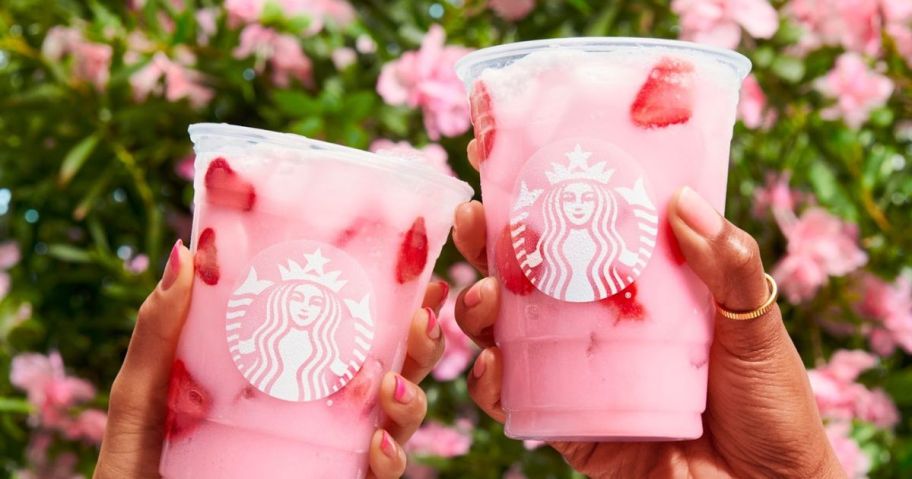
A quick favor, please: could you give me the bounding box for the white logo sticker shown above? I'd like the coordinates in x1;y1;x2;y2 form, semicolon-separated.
510;139;658;302
225;241;375;402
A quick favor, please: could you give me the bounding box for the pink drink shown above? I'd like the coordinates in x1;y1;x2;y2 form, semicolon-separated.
456;39;750;440
159;124;473;478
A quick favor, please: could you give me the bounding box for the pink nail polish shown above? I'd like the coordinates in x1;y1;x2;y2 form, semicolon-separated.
677;187;723;238
161;239;182;290
380;431;396;457
393;375;413;403
464;281;484;308
425;307;441;340
473;352;487;378
437;281;450;302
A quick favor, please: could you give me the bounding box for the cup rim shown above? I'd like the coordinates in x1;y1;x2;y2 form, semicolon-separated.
455;36;752;85
188;123;475;200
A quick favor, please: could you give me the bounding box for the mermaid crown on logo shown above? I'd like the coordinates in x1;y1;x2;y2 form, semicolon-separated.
545;144;615;185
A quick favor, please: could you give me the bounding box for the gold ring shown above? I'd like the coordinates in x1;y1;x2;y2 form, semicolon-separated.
715;273;779;320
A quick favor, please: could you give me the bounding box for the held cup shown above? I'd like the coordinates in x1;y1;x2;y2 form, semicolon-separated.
456;38;750;440
159;124;473;478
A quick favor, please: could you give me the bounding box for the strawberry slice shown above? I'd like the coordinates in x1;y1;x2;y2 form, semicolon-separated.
194;227;220;285
495;224;539;296
165;359;211;441
333;359;383;416
395;217;428;284
335;217;383;248
630;57;695;128
469;80;496;162
665;217;686;265
601;283;646;322
204;157;257;211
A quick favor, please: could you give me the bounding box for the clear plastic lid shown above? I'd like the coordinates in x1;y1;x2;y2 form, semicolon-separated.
455;37;752;88
188;123;475;200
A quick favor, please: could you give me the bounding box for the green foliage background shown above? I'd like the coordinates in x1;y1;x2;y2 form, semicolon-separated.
0;0;910;477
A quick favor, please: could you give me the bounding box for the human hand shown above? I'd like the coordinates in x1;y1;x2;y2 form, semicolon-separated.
94;240;448;479
452;139;846;479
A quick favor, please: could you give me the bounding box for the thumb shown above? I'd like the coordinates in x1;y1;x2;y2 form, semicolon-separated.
667;192;842;477
668;187;783;362
96;239;194;478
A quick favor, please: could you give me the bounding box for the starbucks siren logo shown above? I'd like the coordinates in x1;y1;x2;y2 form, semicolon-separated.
225;241;375;402
510;139;658;302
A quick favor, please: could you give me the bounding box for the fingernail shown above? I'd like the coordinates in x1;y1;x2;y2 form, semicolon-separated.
464;280;484;308
394;375;414;403
473;351;487;378
161;239;182;291
380;431;397;458
677;187;723;238
425;307;441;340
437;281;450;303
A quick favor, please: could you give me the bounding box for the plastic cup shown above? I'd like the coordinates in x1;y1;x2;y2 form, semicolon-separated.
158;124;473;478
455;38;750;440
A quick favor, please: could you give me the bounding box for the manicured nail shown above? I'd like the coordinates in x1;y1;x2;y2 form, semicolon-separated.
473;351;487;378
425;307;441;340
380;430;396;458
161;239;182;290
394;375;414;403
437;281;450;302
464;279;484;308
677;187;723;238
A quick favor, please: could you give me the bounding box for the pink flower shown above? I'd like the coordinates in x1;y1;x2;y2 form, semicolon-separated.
332;47;357;70
404;464;438;479
752;172;801;218
504;465;527;479
176;153;196;181
64;409;108;444
196;8;219;44
10;352;96;422
0;241;20;269
234;25;313;87
407;419;473;457
125;254;150;274
0;273;9;301
370;139;453;176
858;274;912;355
815;53;893;128
356;35;377;54
808;349;900;429
225;0;354;31
772;208;867;303
376;25;473;140
825;421;871;478
488;0;536;21
787;0;883;56
429;263;478;381
671;0;779;49
129;52;214;108
855;388;900;428
738;74;773;129
42;26;112;90
19;434;81;479
523;439;545;450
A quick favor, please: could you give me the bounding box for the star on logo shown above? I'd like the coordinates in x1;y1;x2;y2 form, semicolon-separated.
303;249;330;274
565;144;592;171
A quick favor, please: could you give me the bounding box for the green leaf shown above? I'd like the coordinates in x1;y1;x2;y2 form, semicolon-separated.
59;134;100;186
288;117;324;137
884;369;912;406
47;244;94;263
343;92;376;121
771;56;806;83
0;397;33;414
272;90;320;117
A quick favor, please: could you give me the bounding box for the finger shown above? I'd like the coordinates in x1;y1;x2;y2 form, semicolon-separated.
453;200;488;274
668;187;784;362
468;348;505;423
421;280;449;315
379;372;428;443
367;429;407;479
454;277;499;348
400;308;445;384
467;138;481;172
96;240;193;478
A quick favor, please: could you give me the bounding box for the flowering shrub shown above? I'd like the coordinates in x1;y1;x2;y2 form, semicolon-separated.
0;0;910;478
